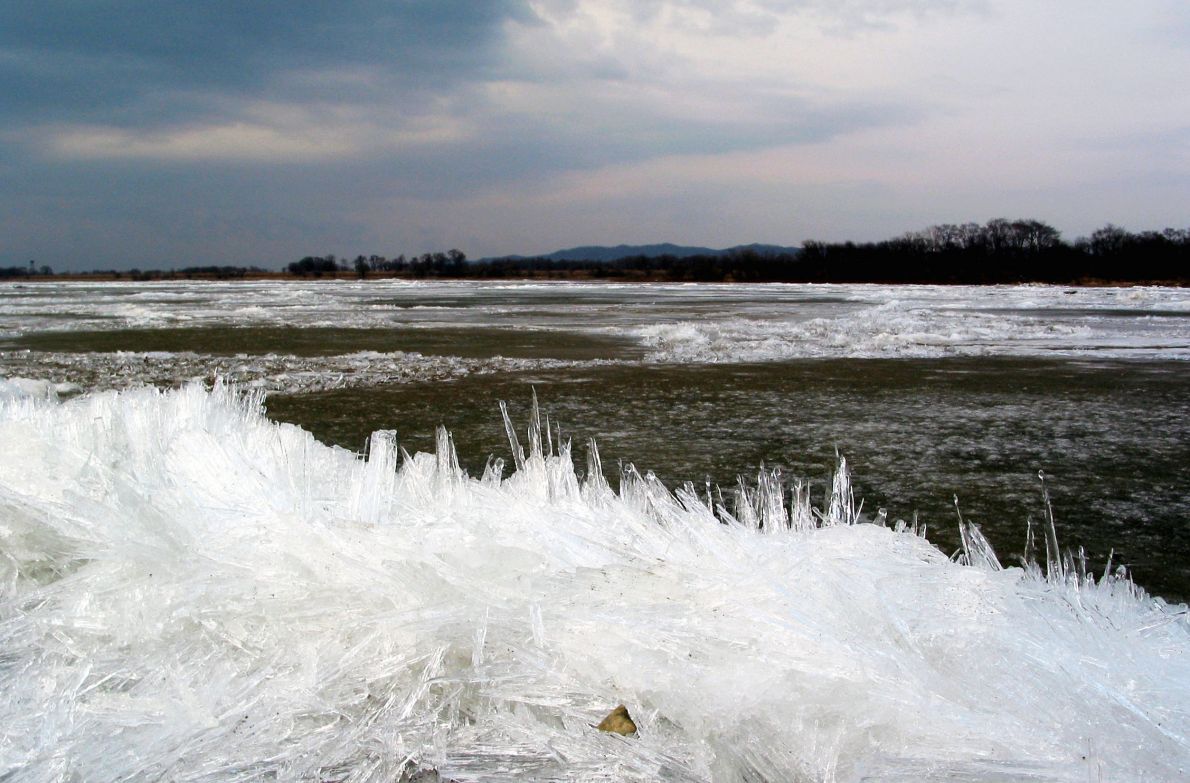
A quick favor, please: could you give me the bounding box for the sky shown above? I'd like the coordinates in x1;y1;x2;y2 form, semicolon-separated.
1;1;1188;270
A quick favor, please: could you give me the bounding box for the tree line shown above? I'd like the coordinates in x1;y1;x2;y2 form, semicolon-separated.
287;220;1186;284
0;265;266;280
6;220;1185;283
287;251;468;278
1;264;53;278
794;220;1188;284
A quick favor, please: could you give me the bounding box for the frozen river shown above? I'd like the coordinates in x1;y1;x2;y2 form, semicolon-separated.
1;280;1188;780
3;280;1188;596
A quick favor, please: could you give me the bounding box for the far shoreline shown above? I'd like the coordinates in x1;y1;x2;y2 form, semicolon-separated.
3;272;1186;287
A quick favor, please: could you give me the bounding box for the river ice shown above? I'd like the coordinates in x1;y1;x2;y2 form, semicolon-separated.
2;282;1188;396
1;382;1186;781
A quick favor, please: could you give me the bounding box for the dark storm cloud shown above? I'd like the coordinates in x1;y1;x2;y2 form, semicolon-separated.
0;0;533;126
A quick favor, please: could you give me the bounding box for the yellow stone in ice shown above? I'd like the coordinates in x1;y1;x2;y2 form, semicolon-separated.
596;705;637;736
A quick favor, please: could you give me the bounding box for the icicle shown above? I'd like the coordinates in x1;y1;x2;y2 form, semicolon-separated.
481;455;504;486
434;426;462;487
348;429;399;524
527;388;543;463
756;466;789;534
734;477;758;530
1022;514;1037;570
823;455;855;526
790;479;816;532
954;497;1002;572
1038;470;1064;581
499;400;525;472
583;437;610;498
1100;549;1115;586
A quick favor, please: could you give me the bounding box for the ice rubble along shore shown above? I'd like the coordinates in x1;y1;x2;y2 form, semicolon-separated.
0;381;1187;781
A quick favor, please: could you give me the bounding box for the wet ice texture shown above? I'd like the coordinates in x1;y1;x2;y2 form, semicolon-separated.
0;384;1187;781
2;282;1189;397
0;350;603;397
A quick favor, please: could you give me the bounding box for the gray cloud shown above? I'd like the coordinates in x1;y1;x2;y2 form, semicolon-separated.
0;1;534;126
0;1;960;268
1;0;1185;270
564;0;987;35
3;0;914;173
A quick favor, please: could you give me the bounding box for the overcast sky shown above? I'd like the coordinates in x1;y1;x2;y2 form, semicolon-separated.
2;1;1188;270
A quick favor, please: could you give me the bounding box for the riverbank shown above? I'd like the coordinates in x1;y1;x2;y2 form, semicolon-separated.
3;271;1187;286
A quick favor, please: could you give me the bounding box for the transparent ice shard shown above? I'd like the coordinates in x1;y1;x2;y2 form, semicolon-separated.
0;381;1186;781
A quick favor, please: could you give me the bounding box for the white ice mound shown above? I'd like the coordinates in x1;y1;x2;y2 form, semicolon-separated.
0;377;80;402
1;384;1187;781
632;305;1105;362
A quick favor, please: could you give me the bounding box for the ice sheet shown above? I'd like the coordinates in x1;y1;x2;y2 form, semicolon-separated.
4;282;1188;395
3;281;1189;358
0;350;610;396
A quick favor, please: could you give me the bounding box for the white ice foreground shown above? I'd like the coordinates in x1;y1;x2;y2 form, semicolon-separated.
0;382;1187;781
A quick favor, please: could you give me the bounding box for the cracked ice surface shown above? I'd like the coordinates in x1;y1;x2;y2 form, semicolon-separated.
0;349;615;396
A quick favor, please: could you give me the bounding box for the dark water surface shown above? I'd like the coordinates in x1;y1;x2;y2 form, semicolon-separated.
3;326;641;361
266;358;1190;602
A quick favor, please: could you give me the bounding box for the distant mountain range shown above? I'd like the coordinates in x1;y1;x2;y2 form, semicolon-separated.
481;242;801;263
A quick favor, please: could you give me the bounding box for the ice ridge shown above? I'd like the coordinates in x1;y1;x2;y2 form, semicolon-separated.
0;383;1187;781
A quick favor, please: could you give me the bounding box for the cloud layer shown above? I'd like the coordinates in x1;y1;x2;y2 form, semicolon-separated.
2;0;1187;268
